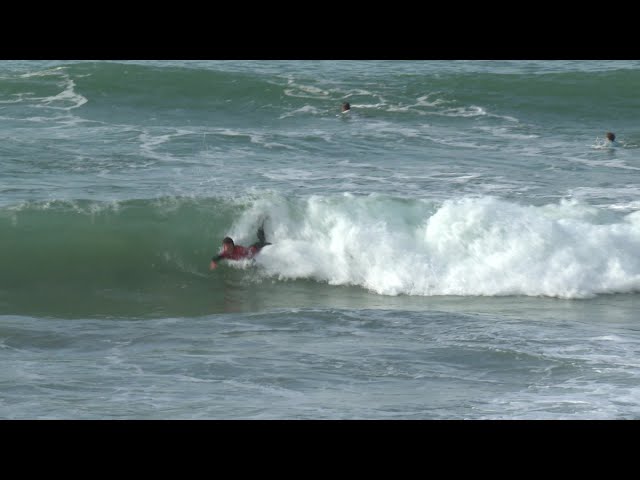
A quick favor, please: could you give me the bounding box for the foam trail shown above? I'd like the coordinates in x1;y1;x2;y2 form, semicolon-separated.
254;195;640;298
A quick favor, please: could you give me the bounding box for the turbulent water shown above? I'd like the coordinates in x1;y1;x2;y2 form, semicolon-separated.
2;60;640;419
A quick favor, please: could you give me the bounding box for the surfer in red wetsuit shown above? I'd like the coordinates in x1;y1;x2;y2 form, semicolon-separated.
209;223;271;270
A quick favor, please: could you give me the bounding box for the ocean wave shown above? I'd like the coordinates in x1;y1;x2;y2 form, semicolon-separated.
3;194;640;317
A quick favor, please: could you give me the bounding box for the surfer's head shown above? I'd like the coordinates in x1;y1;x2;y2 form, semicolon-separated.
342;102;350;112
606;132;615;142
222;236;234;253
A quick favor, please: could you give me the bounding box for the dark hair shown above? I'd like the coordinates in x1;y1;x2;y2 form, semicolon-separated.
606;132;615;142
222;237;234;245
342;102;350;111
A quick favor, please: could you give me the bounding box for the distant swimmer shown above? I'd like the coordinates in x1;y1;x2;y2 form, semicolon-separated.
341;102;351;113
606;132;616;143
209;222;271;270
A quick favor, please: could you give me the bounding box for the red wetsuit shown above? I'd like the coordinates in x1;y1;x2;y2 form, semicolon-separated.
210;225;271;267
214;244;260;262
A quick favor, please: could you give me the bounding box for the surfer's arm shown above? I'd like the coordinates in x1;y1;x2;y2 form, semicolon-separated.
210;254;224;270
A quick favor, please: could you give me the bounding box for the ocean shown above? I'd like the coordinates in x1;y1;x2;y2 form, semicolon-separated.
2;60;640;419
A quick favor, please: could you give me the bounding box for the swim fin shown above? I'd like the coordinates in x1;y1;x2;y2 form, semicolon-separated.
257;217;271;246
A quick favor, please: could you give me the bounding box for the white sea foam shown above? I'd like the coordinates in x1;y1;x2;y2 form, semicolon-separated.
0;92;36;104
413;101;519;123
475;126;539;139
415;94;448;107
32;75;88;111
278;105;321;119
568;186;640;212
18;67;66;79
565;155;640;171
229;194;640;299
591;137;616;149
342;88;378;98
283;79;331;99
442;105;487;117
609;201;640;212
137;129;197;162
261;169;319;181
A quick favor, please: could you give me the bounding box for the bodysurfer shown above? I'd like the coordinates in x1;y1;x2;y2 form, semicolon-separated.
209;222;271;270
605;132;616;145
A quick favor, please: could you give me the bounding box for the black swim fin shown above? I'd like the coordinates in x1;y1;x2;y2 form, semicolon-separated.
256;216;271;246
